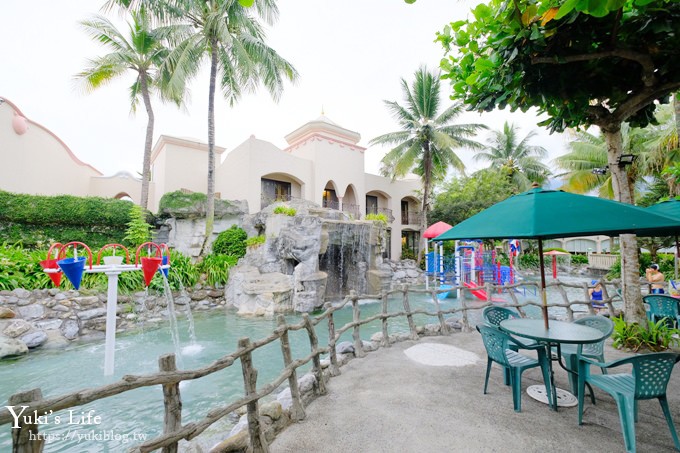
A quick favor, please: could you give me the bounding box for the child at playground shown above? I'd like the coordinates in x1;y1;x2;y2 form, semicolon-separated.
646;264;665;294
589;280;605;311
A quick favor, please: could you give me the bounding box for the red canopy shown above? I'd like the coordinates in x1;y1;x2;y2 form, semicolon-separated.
423;221;453;239
542;250;571;256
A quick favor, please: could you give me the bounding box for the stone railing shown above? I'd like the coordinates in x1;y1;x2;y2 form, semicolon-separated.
0;280;622;452
588;253;618;270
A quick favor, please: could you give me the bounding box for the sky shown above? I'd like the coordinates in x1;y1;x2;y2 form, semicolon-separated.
1;0;569;178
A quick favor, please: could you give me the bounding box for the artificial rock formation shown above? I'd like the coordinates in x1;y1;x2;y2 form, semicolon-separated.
226;200;391;315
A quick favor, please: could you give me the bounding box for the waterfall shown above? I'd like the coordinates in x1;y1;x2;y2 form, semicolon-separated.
160;273;184;367
319;221;372;299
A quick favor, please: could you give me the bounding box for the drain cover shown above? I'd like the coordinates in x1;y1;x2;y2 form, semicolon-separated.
527;384;578;407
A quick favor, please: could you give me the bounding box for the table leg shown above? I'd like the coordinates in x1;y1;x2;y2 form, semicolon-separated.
549;343;559;411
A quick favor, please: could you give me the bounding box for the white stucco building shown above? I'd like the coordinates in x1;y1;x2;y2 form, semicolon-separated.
1;97;422;259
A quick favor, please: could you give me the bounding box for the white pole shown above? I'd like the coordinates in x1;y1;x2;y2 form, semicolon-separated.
439;242;444;285
104;270;120;376
425;240;429;290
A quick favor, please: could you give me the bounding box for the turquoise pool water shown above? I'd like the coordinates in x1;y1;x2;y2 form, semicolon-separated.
0;293;461;452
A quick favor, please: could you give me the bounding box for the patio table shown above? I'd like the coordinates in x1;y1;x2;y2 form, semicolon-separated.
499;318;608;411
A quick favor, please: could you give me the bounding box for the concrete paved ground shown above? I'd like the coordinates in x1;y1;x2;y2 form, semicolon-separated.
270;332;680;453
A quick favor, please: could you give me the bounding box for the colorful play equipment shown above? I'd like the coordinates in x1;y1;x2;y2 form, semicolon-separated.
424;236;524;302
423;221;453;291
57;242;93;290
41;241;170;376
39;242;63;287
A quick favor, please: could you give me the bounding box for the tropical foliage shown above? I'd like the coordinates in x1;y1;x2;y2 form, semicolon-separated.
370;66;485;261
474;122;550;191
429;169;512;226
611;316;680;352
156;0;298;255
437;0;680;323
212;225;247;257
76;10;181;210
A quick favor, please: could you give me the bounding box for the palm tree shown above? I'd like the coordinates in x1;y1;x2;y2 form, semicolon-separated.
555;124;654;201
75;10;179;210
474;122;550;192
159;0;298;255
369;66;486;262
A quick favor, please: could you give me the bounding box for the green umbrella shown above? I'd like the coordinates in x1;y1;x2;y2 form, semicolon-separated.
647;198;680;279
435;187;680;328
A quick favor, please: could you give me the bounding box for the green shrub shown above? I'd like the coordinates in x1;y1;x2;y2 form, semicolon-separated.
0;192;132;248
123;205;152;248
401;247;417;261
198;254;238;287
611;316;680;352
517;253;540;268
212;225;247;257
0;191;133;226
365;213;388;224
571;254;589;265
273;205;296;216
246;235;266;248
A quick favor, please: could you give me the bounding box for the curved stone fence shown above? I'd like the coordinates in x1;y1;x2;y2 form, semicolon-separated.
0;279;623;452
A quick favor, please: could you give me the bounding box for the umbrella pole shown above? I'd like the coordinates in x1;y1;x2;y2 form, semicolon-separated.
675;236;679;281
538;240;549;329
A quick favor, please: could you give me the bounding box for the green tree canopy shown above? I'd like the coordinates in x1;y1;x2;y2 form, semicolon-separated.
429;169;513;227
437;0;680;323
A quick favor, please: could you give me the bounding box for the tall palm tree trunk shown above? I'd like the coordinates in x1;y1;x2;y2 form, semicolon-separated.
603;125;646;324
139;71;154;211
418;142;433;264
201;40;219;256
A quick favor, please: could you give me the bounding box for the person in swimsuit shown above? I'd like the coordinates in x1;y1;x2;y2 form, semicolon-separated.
646;264;665;294
589;280;605;311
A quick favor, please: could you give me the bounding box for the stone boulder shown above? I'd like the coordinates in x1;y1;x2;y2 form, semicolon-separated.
3;319;31;338
20;330;48;348
0;335;28;359
16;304;45;320
0;307;16;319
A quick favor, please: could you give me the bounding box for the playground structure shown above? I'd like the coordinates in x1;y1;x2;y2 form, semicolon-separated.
425;238;518;302
40;241;170;376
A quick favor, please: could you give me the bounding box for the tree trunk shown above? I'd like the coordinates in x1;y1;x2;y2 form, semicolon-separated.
417;141;432;265
139;71;154;211
200;40;219;257
602;125;646;324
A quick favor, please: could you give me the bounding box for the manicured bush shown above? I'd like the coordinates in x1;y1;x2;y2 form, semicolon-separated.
212;225;247;257
0;191;132;248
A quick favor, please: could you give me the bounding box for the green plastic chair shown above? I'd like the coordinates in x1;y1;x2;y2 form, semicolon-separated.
643;294;680;328
483;306;521;326
476;324;553;412
560;315;614;395
577;352;680;453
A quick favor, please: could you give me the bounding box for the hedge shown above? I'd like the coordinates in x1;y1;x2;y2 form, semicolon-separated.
0;191;133;226
0;191;133;248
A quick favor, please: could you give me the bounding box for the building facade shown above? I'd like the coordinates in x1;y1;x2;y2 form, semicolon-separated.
1;97;421;260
